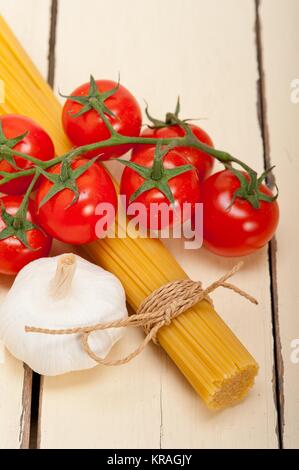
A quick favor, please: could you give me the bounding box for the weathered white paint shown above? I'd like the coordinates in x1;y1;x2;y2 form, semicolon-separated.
0;0;50;76
0;342;4;364
0;275;24;448
260;0;299;449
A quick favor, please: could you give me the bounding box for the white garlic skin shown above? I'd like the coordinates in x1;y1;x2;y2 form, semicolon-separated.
0;254;128;376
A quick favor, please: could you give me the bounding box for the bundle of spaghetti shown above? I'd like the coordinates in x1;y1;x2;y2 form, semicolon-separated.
0;15;258;409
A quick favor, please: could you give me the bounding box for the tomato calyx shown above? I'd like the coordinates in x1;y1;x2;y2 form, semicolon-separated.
0;121;29;169
37;156;98;209
227;165;279;209
145;97;198;130
0;200;40;250
118;142;194;204
60;75;120;123
0;171;44;249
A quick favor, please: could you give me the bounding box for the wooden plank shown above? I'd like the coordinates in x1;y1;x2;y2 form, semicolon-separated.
0;0;51;448
260;0;299;449
0;277;31;449
38;0;278;448
0;1;51;76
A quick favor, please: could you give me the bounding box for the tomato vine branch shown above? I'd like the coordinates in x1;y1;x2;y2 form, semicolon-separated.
0;79;277;210
0;130;264;186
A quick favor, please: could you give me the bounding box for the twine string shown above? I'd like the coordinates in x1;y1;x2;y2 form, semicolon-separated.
25;262;257;366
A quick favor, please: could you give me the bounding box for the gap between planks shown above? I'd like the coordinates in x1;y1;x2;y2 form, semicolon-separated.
47;0;58;87
19;365;32;448
27;0;59;450
254;0;284;448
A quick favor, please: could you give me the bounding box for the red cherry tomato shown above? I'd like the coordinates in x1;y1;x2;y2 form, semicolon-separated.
62;79;142;159
0;114;55;195
120;147;201;231
0;196;52;275
135;123;214;180
201;170;279;257
35;158;117;244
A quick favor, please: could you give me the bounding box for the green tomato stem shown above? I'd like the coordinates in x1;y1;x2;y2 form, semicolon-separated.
13;170;40;228
0;168;36;185
1;148;49;167
0;131;259;195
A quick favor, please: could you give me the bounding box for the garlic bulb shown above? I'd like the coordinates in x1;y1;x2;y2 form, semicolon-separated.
0;254;128;375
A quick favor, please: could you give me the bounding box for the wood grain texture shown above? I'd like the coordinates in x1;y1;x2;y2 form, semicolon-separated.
39;0;278;448
260;0;299;449
0;0;51;448
0;275;25;448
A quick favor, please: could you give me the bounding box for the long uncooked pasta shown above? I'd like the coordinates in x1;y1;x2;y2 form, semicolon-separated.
0;15;258;409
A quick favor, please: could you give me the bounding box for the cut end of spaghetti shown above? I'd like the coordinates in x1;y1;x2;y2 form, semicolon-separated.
207;364;259;410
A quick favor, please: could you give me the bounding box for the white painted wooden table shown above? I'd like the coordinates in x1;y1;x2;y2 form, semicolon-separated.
0;0;298;449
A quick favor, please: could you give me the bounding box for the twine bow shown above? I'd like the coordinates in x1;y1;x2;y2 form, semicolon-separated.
25;262;257;366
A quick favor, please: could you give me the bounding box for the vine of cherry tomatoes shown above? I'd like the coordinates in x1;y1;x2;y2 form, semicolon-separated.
0;78;279;275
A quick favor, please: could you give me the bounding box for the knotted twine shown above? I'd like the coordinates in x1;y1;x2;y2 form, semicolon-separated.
25;262;257;366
